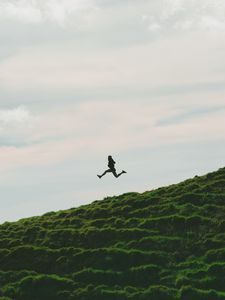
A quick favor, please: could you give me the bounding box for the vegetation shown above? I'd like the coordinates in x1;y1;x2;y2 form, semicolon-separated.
0;167;225;299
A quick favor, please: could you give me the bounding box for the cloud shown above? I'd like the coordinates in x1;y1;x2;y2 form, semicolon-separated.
199;15;225;31
141;0;225;32
0;106;31;124
148;22;161;33
0;106;37;147
0;0;225;33
0;0;95;25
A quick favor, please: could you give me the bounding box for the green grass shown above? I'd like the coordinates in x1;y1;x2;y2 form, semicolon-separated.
0;167;225;299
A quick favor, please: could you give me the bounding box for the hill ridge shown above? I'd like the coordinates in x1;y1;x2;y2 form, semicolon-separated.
0;167;225;300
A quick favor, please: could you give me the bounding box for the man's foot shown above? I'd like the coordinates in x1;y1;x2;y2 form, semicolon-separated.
97;175;101;179
122;170;127;174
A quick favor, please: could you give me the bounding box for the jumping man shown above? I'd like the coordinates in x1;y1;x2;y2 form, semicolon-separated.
97;155;127;179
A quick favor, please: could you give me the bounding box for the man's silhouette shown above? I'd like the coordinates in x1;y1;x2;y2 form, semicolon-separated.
97;155;127;179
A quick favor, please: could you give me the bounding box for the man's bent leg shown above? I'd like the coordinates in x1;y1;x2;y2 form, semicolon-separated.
98;169;111;178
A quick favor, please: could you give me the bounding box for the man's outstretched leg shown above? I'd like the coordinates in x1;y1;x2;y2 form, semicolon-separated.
112;170;127;178
97;169;111;179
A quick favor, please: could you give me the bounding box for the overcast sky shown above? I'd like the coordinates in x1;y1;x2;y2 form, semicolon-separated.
0;0;225;223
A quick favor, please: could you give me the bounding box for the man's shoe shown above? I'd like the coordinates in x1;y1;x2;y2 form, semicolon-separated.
97;175;101;179
122;170;127;174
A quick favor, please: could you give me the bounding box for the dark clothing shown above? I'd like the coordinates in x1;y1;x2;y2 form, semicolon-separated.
108;158;115;170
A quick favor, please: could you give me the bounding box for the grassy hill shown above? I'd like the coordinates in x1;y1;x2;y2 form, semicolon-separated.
0;168;225;300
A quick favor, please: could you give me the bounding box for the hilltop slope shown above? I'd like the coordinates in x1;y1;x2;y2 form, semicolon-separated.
0;168;225;300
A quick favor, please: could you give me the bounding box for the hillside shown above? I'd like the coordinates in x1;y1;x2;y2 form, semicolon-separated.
0;168;225;300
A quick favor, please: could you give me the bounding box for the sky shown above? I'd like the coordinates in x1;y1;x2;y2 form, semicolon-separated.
0;0;225;223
